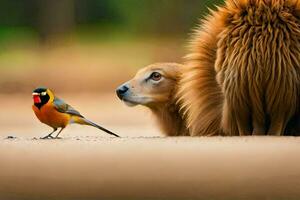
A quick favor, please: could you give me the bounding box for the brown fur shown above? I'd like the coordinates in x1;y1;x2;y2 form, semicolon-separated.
150;95;188;136
117;63;189;136
178;0;300;136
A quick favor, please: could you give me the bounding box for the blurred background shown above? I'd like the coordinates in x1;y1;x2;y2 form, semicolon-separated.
0;0;222;137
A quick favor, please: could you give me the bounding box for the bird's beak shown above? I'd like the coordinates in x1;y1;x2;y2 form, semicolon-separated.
32;93;41;103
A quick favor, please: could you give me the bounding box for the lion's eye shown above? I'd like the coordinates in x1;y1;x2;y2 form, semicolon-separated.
150;72;162;81
41;92;47;96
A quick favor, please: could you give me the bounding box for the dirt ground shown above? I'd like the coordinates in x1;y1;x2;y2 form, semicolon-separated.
1;136;300;200
1;94;300;200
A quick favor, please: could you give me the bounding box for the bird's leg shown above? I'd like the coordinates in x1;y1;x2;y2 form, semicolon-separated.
41;128;57;139
54;128;65;139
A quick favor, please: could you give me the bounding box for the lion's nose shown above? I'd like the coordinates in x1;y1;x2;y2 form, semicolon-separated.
116;85;129;99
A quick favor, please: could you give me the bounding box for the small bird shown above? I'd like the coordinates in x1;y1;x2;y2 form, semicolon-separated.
32;87;120;139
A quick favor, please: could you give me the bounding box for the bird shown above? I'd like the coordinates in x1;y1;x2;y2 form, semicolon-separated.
32;87;120;139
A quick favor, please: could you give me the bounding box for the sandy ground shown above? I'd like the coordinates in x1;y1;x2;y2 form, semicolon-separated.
1;137;300;200
1;94;300;200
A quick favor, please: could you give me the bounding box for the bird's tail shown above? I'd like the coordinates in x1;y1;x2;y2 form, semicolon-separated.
72;116;120;137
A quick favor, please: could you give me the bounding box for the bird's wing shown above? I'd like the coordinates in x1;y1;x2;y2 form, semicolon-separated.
53;97;84;118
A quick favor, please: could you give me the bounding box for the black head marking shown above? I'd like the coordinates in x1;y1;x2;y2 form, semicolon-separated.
33;87;47;93
33;87;50;109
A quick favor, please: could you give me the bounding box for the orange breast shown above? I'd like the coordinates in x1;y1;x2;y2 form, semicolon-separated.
32;103;71;129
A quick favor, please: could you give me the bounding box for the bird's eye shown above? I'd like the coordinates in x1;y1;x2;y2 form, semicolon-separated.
150;72;162;81
41;92;47;96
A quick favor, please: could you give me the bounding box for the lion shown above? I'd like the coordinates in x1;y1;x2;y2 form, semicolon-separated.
178;0;300;136
116;63;189;136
